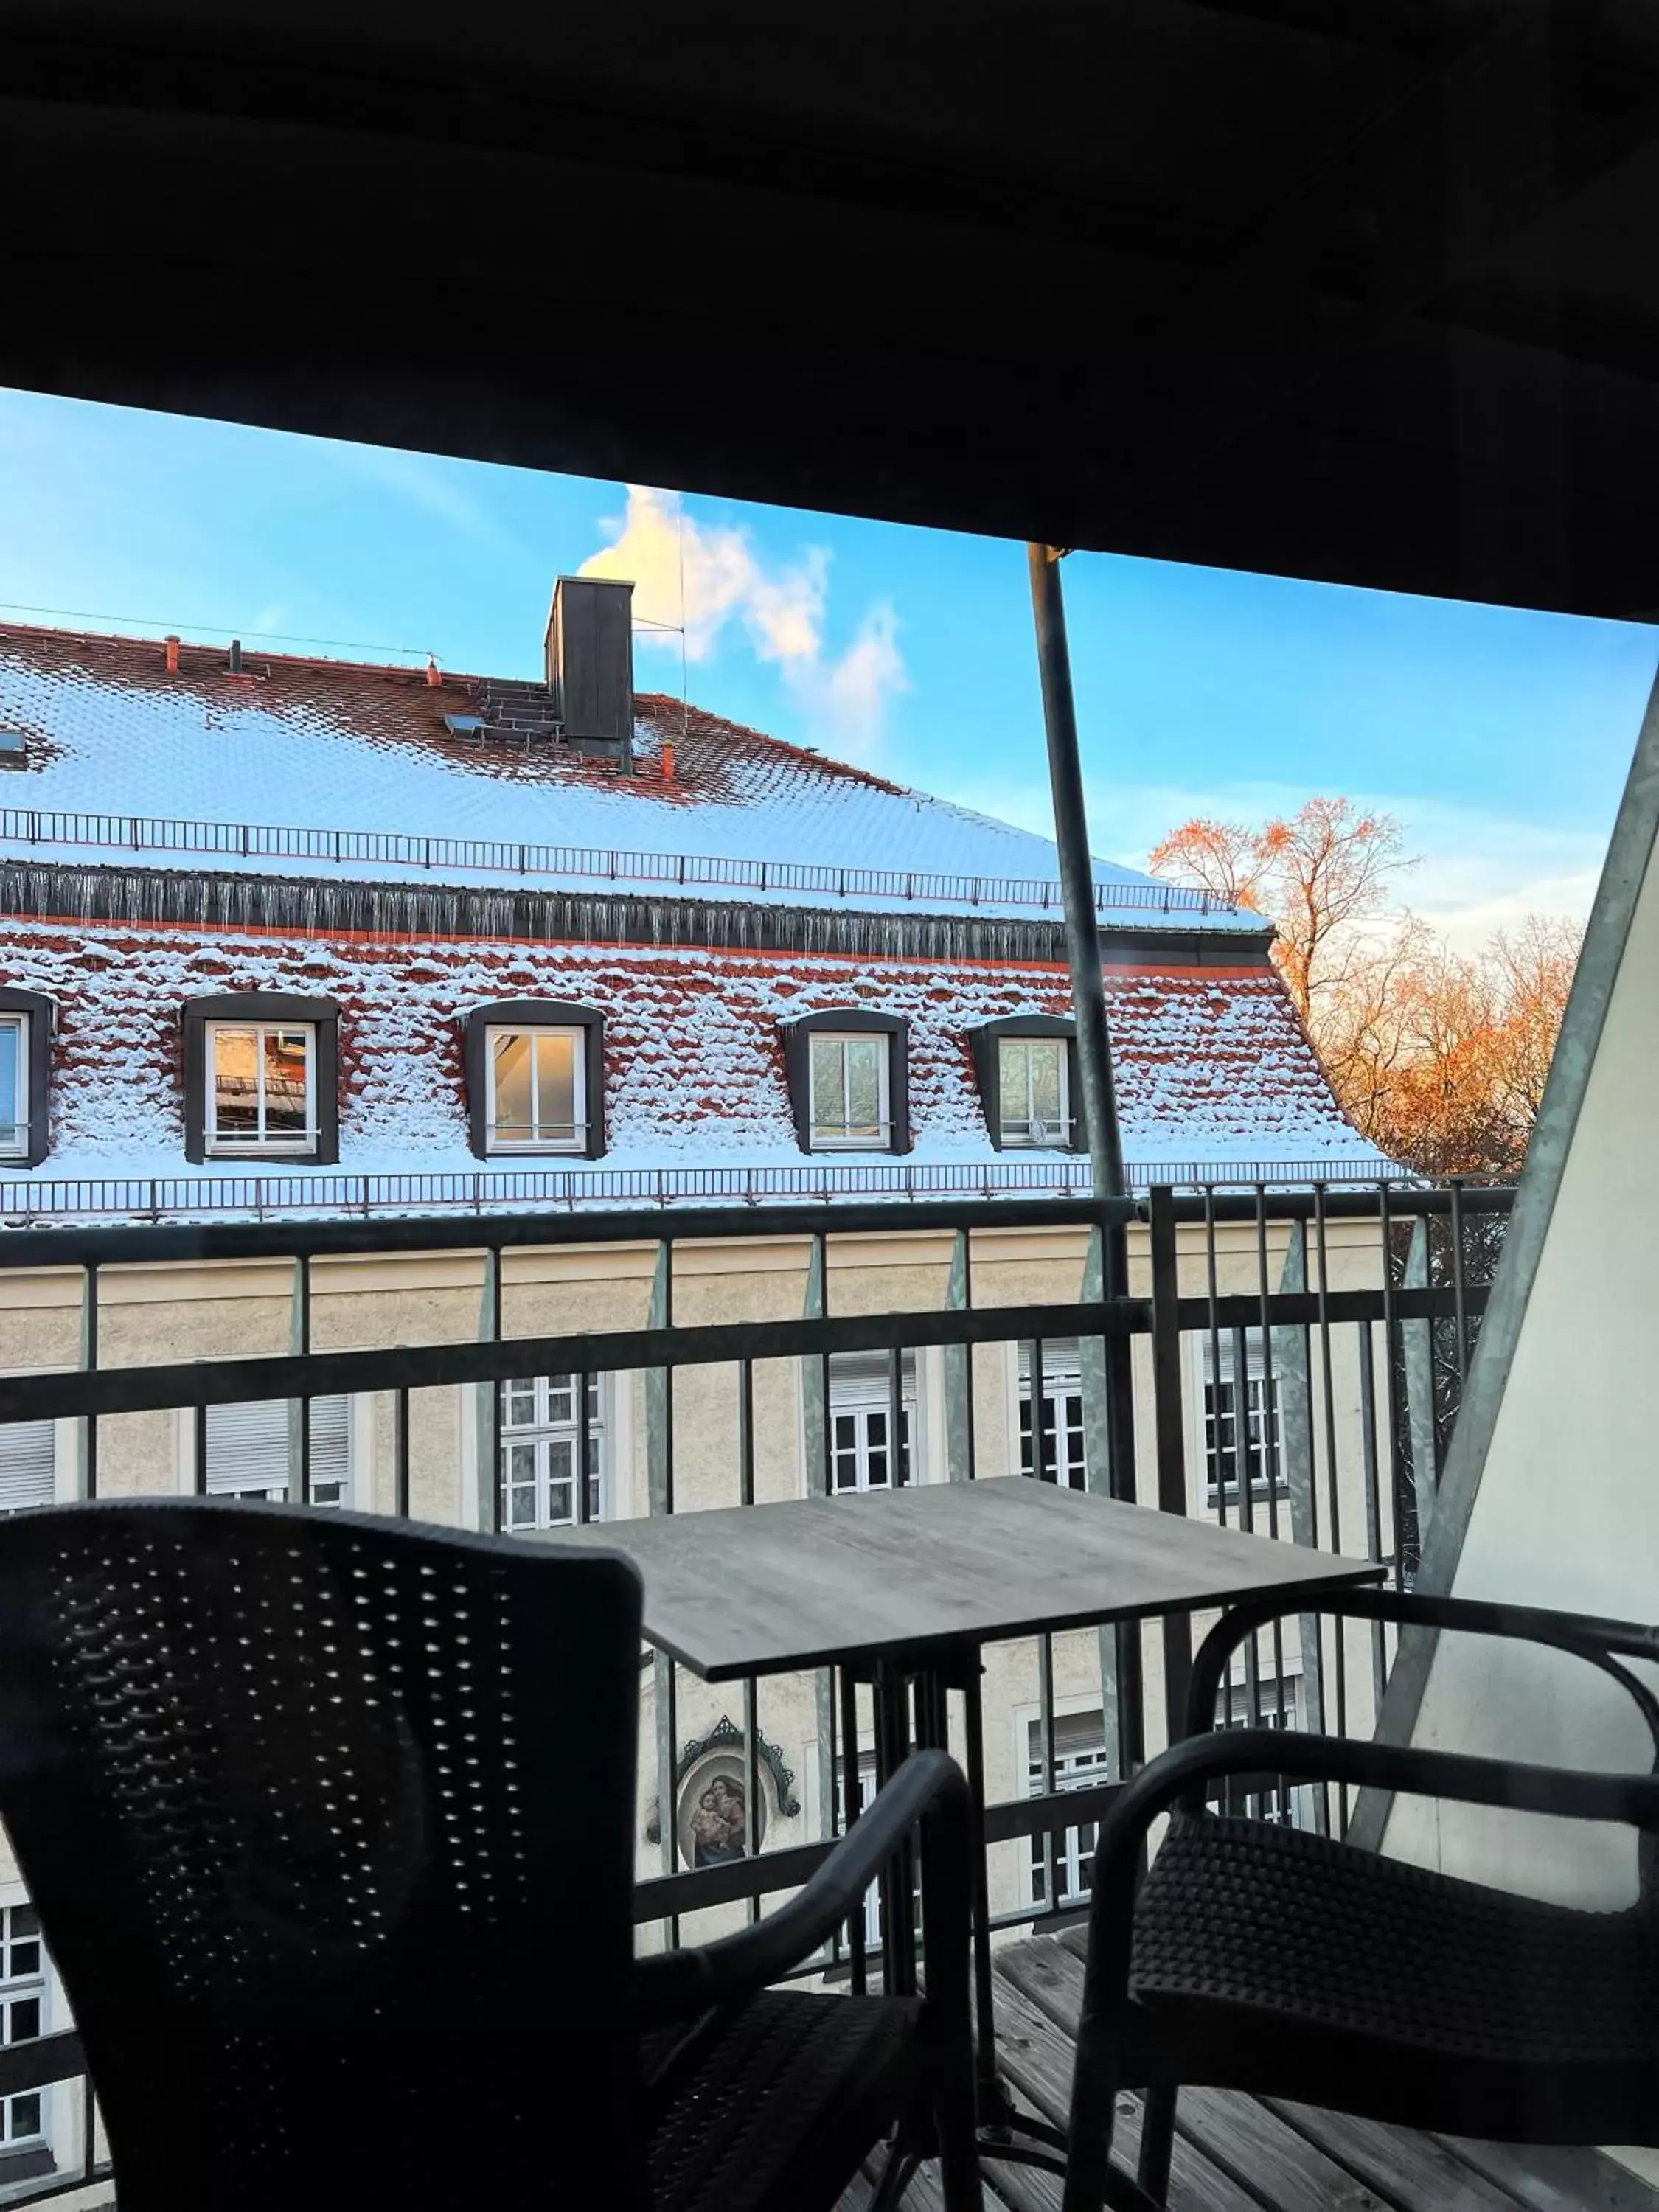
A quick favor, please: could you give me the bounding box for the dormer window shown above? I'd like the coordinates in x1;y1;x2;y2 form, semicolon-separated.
182;995;340;1166
462;1001;606;1161
998;1035;1070;1148
972;1015;1084;1154
781;1010;910;1155
0;990;55;1169
206;1021;315;1154
487;1025;585;1152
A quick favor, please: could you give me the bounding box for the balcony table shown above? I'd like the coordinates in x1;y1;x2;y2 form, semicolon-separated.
540;1475;1383;2164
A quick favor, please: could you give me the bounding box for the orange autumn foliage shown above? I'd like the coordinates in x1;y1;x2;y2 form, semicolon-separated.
1149;800;1581;1179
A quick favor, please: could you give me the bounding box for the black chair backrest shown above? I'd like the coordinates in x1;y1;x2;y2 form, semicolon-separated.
0;1500;648;2212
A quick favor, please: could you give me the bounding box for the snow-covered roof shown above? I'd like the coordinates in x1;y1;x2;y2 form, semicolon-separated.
0;625;1256;928
0;914;1392;1220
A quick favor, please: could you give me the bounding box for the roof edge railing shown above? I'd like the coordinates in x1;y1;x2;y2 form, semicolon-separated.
0;807;1243;919
0;1157;1433;1227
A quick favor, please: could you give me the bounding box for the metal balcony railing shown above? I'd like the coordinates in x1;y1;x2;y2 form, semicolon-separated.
0;1178;1512;2203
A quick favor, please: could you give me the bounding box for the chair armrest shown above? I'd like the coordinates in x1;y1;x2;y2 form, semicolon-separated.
1186;1587;1659;1771
1077;1726;1659;2028
633;1748;971;2025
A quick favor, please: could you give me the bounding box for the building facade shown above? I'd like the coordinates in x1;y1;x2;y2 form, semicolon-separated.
0;591;1392;2189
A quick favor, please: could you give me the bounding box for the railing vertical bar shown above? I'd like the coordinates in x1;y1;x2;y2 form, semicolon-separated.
661;1235;681;1951
577;1365;593;1526
1032;1335;1048;1481
1449;1177;1472;1387
739;1357;756;1509
485;1248;503;1537
1253;1184;1295;1823
1148;1186;1194;1747
961;1659;999;2097
1377;1178;1409;1599
296;1253;312;1509
888;1342;905;1489
394;1385;411;1520
80;1259;99;1500
838;1666;866;1990
1203;1189;1224;1532
1312;1184;1348;1834
1037;1629;1057;1915
1357;1318;1387;1713
743;1673;763;1932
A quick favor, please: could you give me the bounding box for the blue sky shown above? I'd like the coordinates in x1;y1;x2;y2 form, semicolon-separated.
1;384;1653;947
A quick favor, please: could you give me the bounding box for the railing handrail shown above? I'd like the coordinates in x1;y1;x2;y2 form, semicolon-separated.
0;1178;1511;1268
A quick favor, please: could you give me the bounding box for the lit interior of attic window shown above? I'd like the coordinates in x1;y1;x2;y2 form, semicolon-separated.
999;1036;1071;1147
809;1032;891;1148
0;1017;27;1158
206;1023;315;1154
486;1026;586;1152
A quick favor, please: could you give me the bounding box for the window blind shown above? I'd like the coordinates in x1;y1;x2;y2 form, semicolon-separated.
204;1395;350;1500
0;1419;54;1514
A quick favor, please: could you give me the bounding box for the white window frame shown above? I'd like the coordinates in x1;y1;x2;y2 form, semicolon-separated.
807;1031;892;1151
0;1014;28;1162
203;1019;317;1158
1018;1700;1109;1910
498;1371;609;1531
998;1034;1071;1150
0;1896;49;2159
1199;1333;1287;1507
1017;1342;1088;1490
483;1023;588;1155
827;1352;917;1494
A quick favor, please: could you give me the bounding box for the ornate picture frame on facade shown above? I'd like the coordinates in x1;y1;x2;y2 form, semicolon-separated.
643;1715;801;1866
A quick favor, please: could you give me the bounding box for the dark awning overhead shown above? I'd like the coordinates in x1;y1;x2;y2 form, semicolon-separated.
6;0;1659;617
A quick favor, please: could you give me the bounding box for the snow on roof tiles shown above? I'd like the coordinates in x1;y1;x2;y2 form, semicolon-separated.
0;917;1387;1209
0;625;1256;927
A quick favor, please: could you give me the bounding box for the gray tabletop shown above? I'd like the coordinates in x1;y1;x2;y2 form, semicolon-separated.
535;1476;1384;1681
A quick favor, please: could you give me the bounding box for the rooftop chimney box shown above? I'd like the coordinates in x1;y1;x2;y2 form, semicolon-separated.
545;575;634;762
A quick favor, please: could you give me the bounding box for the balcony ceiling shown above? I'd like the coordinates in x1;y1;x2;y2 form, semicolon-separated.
5;1;1659;618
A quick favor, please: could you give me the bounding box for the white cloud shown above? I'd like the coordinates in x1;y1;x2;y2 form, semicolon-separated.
579;487;905;757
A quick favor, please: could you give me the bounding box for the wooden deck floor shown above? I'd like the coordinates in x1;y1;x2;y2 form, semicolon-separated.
839;1926;1648;2212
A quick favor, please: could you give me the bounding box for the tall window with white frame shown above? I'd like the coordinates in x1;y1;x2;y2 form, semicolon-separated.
998;1035;1070;1148
204;1020;314;1155
808;1032;890;1150
1026;1711;1109;1907
485;1025;586;1153
0;1903;49;2171
1203;1332;1286;1507
0;1014;27;1162
1018;1340;1087;1488
499;1373;605;1531
827;1351;915;1493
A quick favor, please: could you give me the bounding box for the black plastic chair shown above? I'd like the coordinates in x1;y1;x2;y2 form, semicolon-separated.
0;1499;981;2212
1060;1587;1659;2212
